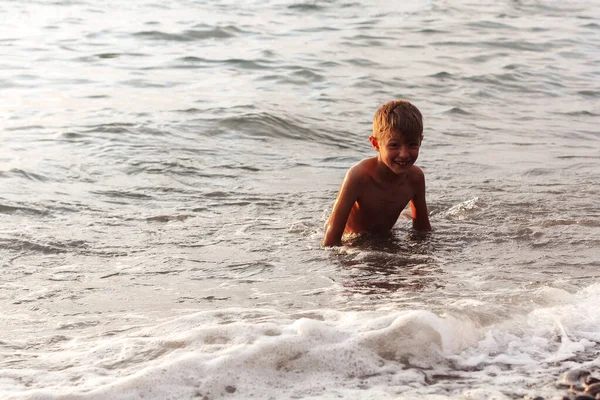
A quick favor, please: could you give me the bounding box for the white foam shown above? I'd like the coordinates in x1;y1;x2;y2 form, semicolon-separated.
4;284;600;400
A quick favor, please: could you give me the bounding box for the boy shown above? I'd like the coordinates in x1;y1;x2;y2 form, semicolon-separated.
322;100;431;246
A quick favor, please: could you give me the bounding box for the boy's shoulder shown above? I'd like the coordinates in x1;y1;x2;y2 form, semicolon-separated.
407;165;426;190
346;157;378;179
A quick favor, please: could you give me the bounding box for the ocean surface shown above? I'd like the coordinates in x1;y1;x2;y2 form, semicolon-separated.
1;0;599;399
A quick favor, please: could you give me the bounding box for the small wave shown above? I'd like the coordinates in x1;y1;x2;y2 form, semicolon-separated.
440;107;471;115
289;68;325;83
0;203;47;216
0;238;87;255
7;168;49;182
438;197;484;220
81;122;136;135
217;112;354;149
89;189;155;201
430;71;454;79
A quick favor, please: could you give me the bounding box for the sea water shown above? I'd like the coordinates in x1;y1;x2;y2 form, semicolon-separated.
1;0;599;399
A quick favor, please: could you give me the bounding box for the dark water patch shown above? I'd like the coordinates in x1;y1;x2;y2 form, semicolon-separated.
172;107;202;113
125;159;200;176
221;58;271;70
260;49;278;59
430;40;481;48
467;20;513;30
0;80;27;89
430;71;454;79
226;262;274;278
89;189;155;201
432;40;557;52
259;70;325;85
416;28;448;34
79;123;137;136
219;164;261;172
529;26;551;33
557;51;584;59
581;22;600;29
344;58;379;67
288;3;325;11
134;27;243;42
294;26;340;33
288;68;325;83
350;76;388;89
502;63;525;70
523;168;551;177
342;38;385;47
95;53;121;59
556;155;600;159
463;73;536;91
204;191;232;199
4;125;46;132
318;61;342;68
560;110;598;117
351;34;390;41
171;56;211;69
577;90;599;97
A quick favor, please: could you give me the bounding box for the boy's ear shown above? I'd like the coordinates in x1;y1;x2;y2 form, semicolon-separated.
369;136;379;151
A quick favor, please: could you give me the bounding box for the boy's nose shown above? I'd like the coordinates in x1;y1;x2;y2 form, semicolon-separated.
399;146;410;158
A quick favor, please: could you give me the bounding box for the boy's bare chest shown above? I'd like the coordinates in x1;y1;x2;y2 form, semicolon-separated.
357;179;413;214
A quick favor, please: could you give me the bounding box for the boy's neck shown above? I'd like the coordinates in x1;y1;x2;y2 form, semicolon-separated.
374;156;409;183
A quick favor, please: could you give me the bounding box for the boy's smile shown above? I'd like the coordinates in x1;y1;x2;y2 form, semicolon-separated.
370;129;422;176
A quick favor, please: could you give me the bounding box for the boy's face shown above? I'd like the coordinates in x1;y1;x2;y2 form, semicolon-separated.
369;129;422;175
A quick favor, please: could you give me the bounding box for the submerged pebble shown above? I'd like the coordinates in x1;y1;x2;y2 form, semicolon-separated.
546;370;600;400
583;382;600;396
585;377;600;387
562;369;592;389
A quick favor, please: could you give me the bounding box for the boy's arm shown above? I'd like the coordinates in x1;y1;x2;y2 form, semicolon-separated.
322;169;360;247
409;167;431;232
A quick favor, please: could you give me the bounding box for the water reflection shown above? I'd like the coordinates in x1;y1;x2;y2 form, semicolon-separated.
333;230;445;295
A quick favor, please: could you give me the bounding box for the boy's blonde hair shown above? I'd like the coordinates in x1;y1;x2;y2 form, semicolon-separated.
373;100;423;141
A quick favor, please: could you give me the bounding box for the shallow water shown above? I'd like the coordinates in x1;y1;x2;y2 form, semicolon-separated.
1;0;600;399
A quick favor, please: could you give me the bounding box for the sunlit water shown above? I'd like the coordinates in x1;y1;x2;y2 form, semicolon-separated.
1;0;599;399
